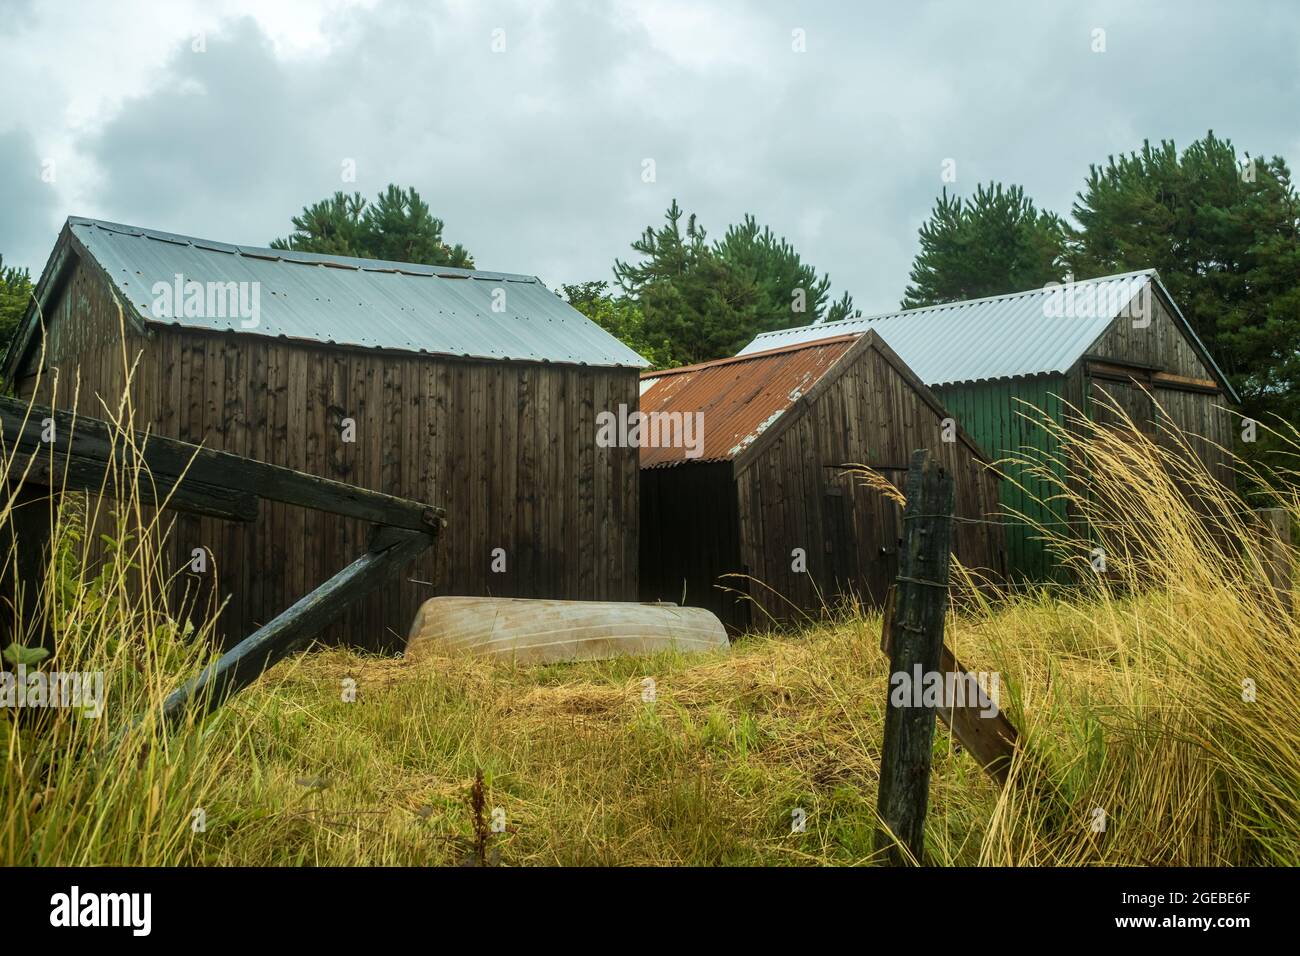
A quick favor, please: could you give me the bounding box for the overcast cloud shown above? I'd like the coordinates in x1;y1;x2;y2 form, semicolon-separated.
2;0;1298;312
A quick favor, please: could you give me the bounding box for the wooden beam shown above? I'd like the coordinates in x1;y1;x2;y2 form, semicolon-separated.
160;527;434;726
1150;370;1223;395
1081;354;1162;373
827;461;909;473
18;449;259;522
1086;368;1151;385
1084;360;1222;396
875;449;953;866
0;396;444;532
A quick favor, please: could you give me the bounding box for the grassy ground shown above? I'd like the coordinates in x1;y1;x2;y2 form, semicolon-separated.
4;380;1300;866
7;578;1298;866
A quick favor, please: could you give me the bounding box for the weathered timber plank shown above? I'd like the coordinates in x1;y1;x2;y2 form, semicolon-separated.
160;528;434;725
18;450;258;522
880;586;1018;785
0;395;443;532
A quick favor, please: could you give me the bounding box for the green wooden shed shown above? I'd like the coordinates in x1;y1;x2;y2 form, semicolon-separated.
739;271;1240;581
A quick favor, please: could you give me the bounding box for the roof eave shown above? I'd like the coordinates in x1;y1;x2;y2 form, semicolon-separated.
2;220;80;387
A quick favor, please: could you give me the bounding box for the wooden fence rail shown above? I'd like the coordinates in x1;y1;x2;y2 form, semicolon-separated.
1;396;445;727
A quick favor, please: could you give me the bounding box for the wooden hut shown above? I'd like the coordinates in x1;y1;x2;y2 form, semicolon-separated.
2;217;647;650
739;270;1240;581
638;332;1005;631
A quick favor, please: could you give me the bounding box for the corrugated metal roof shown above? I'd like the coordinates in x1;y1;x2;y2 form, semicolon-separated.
67;217;648;368
639;336;857;468
738;271;1159;385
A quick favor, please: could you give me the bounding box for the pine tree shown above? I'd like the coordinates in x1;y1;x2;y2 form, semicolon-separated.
713;214;856;330
1067;131;1300;430
902;183;1066;308
613;201;760;366
362;185;473;267
271;191;369;258
0;254;34;355
272;186;473;268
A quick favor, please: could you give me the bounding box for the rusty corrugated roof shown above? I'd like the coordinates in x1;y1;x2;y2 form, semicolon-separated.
639;336;858;468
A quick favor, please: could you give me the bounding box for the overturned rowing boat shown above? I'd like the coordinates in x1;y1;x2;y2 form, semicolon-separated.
405;596;729;665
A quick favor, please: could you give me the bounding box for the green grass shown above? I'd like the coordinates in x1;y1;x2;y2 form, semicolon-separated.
4;373;1300;866
7;580;1296;866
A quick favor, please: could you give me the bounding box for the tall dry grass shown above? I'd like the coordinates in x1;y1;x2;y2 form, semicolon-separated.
0;340;248;865
959;394;1300;865
1;361;1297;865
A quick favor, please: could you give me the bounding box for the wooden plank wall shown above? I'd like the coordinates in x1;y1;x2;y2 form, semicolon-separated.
732;343;1005;625
935;375;1072;583
1038;288;1237;579
10;257;198;628
15;255;138;420
1088;288;1220;380
1081;290;1236;489
15;255;641;651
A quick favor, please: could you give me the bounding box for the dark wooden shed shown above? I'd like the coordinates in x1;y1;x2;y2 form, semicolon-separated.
3;217;647;650
638;332;1005;631
740;271;1239;581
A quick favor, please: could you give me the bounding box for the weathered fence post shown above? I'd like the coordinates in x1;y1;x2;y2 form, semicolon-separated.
880;585;1020;787
1254;507;1292;620
875;448;954;865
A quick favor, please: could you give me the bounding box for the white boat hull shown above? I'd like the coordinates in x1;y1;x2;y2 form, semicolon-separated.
405;597;729;665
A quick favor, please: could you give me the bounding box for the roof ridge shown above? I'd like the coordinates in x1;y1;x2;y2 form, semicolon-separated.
751;269;1158;342
66;216;539;284
641;333;861;380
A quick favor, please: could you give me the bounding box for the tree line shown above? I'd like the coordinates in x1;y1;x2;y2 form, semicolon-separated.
2;130;1296;450
905;132;1300;443
251;129;1300;450
266;189;857;370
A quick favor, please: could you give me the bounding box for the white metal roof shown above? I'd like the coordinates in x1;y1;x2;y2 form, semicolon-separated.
65;217;648;368
739;270;1191;386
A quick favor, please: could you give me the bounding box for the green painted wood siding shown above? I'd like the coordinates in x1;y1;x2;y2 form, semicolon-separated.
934;376;1069;582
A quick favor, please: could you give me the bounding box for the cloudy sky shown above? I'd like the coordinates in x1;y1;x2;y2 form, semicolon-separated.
2;0;1298;314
